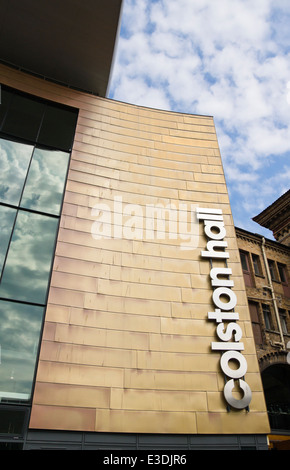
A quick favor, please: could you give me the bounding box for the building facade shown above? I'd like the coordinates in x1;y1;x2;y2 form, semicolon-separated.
236;198;290;450
0;1;270;450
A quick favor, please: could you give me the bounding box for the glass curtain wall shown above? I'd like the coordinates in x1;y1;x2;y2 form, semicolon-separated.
0;85;78;403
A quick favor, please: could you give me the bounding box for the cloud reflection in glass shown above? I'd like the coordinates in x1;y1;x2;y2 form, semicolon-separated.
21;148;70;215
0;138;33;205
0;301;44;400
0;211;58;304
0;206;16;276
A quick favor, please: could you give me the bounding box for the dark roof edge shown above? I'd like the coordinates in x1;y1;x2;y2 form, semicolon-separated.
105;0;125;97
0;59;99;96
252;189;290;225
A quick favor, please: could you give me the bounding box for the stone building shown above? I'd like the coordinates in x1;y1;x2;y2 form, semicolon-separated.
236;191;290;450
253;189;290;247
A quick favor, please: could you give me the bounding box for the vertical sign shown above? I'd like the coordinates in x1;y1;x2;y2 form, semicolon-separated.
197;207;252;410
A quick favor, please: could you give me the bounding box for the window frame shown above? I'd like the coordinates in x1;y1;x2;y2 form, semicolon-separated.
278;309;288;335
239;250;253;287
251;253;262;276
277;263;290;297
262;303;273;330
0;84;78;404
248;300;263;346
267;259;279;282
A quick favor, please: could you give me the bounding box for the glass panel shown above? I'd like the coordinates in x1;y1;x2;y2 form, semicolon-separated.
278;264;286;283
268;259;278;281
279;311;288;334
0;206;16;275
0;138;34;205
262;304;272;329
252;254;261;275
0;301;44;401
1;92;44;142
38;103;78;151
0;211;58;304
21;148;70;215
240;251;248;271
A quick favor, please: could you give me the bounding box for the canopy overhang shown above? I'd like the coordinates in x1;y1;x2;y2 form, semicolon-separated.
0;0;123;96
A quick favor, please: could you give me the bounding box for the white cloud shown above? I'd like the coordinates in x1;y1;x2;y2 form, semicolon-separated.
109;0;290;237
114;74;171;110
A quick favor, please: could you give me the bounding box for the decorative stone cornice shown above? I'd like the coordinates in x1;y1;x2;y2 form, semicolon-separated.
235;226;290;255
252;190;290;243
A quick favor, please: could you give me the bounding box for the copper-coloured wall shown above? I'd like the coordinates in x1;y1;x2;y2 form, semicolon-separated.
0;64;270;435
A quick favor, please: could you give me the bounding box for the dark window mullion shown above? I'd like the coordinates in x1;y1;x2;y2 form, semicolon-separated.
0;206;18;284
0;297;46;308
17;102;46;208
0;202;60;219
0;85;13;131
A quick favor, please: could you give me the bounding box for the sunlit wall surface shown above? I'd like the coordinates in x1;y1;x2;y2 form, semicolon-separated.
0;86;78;402
0;65;270;444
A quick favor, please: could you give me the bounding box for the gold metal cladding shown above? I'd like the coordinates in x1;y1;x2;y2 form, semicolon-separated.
0;64;270;435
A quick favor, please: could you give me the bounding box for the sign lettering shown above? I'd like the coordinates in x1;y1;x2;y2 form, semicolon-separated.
197;207;252;410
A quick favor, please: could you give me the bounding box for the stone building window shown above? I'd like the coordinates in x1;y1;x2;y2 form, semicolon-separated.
239;250;253;287
277;263;290;297
268;259;279;282
251;254;262;276
248;301;263;345
279;309;288;334
262;304;273;330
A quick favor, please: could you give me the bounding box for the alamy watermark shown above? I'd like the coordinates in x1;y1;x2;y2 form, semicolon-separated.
90;196;199;250
90;198;290;366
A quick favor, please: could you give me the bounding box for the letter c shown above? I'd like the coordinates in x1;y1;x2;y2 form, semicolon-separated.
224;379;252;409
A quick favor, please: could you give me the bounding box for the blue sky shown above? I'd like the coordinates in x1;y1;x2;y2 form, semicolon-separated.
108;0;290;239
